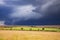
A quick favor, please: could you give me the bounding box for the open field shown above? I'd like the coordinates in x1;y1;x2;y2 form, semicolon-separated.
0;30;60;40
0;25;60;40
0;26;60;32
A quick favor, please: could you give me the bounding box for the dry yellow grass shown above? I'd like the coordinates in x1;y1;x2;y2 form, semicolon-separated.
0;30;60;40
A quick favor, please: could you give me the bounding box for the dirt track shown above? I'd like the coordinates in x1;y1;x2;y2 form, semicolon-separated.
0;30;60;40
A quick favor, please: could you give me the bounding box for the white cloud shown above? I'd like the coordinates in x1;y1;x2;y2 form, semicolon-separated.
0;0;5;5
0;21;5;25
0;0;42;24
0;0;21;6
10;5;41;21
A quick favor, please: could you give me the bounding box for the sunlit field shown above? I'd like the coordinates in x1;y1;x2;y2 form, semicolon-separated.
0;25;60;40
0;30;60;40
0;26;60;32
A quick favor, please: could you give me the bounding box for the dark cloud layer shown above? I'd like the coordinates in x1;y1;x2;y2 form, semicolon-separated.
0;0;60;25
34;0;60;19
0;5;13;20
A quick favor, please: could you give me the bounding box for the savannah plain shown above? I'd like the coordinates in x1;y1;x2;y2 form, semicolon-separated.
0;25;60;40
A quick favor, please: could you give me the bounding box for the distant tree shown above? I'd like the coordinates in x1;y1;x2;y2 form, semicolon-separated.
21;28;23;30
10;27;12;30
42;28;44;30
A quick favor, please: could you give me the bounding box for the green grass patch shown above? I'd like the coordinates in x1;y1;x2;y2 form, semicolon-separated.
0;27;60;32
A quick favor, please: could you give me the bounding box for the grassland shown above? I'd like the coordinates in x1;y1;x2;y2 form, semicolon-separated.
0;26;60;40
0;30;60;40
0;26;60;32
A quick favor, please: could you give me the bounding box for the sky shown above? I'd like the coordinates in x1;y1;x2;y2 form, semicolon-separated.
0;0;60;25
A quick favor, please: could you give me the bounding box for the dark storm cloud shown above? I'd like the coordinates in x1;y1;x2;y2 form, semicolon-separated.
0;0;41;25
0;5;13;20
35;0;60;19
4;0;37;6
0;0;60;25
5;0;28;5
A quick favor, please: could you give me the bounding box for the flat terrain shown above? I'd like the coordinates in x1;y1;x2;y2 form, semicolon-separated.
0;27;60;32
0;30;60;40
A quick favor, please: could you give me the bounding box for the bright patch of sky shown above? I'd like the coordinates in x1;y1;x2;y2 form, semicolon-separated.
10;5;41;21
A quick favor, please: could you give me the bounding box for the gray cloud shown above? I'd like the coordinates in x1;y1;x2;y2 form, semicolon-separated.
0;0;60;25
35;0;60;18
